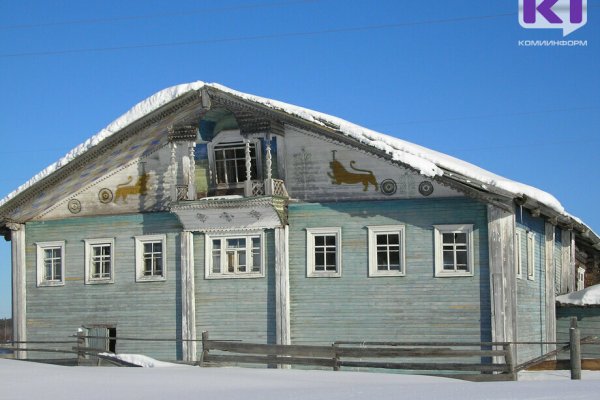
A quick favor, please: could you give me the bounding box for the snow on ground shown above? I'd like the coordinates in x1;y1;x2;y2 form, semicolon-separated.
1;359;600;400
556;284;600;306
98;352;183;367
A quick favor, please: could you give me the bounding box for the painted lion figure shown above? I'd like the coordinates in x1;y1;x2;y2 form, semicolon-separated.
328;160;378;191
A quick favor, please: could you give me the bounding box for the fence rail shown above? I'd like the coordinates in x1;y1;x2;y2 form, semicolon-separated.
200;332;517;381
1;318;597;380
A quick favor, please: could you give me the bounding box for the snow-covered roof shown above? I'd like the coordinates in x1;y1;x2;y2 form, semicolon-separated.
0;81;597;243
556;284;600;306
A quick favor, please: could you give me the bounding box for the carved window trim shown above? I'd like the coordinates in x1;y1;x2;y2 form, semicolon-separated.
433;224;474;277
515;231;524;279
306;227;342;278
204;230;265;279
367;225;406;277
134;234;167;282
527;231;535;281
84;238;115;285
36;241;65;287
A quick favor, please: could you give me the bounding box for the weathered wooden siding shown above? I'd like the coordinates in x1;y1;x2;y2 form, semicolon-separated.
194;230;277;345
25;213;183;360
557;306;600;359
288;197;491;345
554;228;563;294
515;211;546;363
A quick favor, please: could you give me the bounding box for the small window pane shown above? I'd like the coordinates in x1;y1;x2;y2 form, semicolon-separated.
315;236;325;246
443;250;454;270
442;233;454;244
376;235;387;245
388;234;399;245
325;235;336;246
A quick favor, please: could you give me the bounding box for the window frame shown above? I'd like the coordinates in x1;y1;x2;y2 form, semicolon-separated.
207;130;263;189
515;231;524;279
306;227;342;278
367;225;406;277
576;266;585;291
433;224;474;277
84;238;115;284
36;241;65;287
134;234;167;282
204;231;265;279
527;231;535;281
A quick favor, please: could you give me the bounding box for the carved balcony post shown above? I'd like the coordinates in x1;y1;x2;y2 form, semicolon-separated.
168;125;199;201
244;139;253;197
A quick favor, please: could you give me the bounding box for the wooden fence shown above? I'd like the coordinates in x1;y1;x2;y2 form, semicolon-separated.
1;319;597;381
200;332;517;382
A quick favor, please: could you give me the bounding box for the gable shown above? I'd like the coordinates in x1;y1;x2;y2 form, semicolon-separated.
285;126;461;202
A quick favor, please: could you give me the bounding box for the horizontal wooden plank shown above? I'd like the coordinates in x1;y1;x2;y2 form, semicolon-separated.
336;347;506;358
339;361;508;372
442;373;515;382
203;354;336;367
334;341;509;347
205;340;336;358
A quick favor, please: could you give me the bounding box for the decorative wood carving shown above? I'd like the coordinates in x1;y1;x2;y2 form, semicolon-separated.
327;150;378;192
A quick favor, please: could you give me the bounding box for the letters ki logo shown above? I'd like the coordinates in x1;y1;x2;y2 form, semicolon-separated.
519;0;587;36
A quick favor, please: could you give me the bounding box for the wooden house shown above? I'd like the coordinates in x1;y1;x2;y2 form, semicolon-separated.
1;82;599;364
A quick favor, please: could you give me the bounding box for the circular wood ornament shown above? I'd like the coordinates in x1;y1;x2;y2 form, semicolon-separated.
418;181;434;197
67;199;82;214
98;188;114;204
380;179;397;195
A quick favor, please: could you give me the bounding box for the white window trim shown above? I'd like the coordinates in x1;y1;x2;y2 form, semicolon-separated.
134;234;167;282
367;225;406;277
527;231;535;281
515;231;523;279
36;241;65;287
204;230;265;279
306;227;342;278
84;238;115;285
577;267;585;291
206;130;263;188
434;224;474;277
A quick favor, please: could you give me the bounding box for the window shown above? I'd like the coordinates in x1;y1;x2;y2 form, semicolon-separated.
205;232;264;278
135;234;167;282
208;131;262;189
306;227;342;277
84;326;117;353
84;238;114;284
577;267;585;291
367;225;405;277
214;141;258;184
434;224;474;277
527;232;535;281
515;231;524;279
36;241;65;287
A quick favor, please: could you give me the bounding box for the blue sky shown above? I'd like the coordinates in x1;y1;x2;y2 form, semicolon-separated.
0;1;598;317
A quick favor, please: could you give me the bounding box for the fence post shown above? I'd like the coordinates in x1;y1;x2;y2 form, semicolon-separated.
332;343;340;371
200;331;209;367
503;343;517;381
570;317;581;380
76;329;85;366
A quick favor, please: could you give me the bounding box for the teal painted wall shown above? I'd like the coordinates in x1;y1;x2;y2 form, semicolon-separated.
515;211;546;363
194;230;276;344
287;197;491;345
556;306;600;359
25;212;182;360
